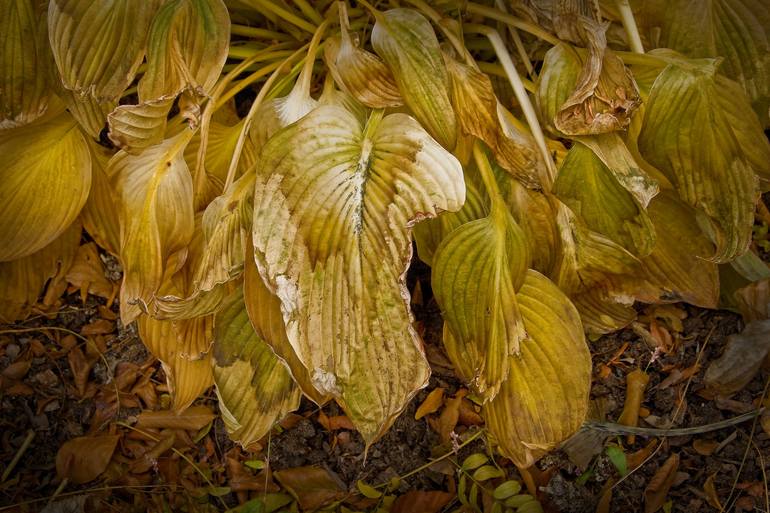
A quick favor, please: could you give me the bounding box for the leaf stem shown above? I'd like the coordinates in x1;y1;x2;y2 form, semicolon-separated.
242;0;317;33
292;0;324;25
615;0;644;54
464;3;561;46
1;430;35;483
493;0;534;77
230;23;296;41
465;25;556;190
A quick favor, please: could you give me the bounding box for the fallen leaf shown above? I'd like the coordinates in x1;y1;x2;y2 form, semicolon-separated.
457;398;484;426
274;466;346;511
130;433;175;473
644;453;680;513
617;369;650;444
692;439;719;456
136;405;215;431
704;320;770;395
56;435;120;484
391;491;453;513
415;388;444;420
65;243;114;300
1;359;31;380
627;440;658;471
437;390;465;444
80;319;115;336
67;346;97;398
317;411;355;431
703;473;722;510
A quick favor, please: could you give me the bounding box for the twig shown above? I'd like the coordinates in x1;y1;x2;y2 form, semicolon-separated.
585;408;766;437
1;430;35;483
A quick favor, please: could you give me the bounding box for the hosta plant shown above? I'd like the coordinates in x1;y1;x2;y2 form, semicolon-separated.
2;0;770;470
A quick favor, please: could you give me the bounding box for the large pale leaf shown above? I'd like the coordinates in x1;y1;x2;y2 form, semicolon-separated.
243;241;329;406
138;0;230;103
371;8;457;150
658;0;770;120
80;140;120;255
572;289;637;335
553;142;656;257
48;0;160;101
432;205;529;401
0;109;91;262
138;313;214;412
0;220;80;323
446;270;591;467
1;0;49;128
638;61;764;261
110;131;194;323
505;181;559;275
252;105;464;443
213;288;301;448
444;53;543;188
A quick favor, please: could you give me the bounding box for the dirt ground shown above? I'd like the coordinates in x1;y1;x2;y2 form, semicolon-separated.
0;251;768;513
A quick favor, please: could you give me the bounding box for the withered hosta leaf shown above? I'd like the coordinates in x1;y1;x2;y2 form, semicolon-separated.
444;53;543;187
185;118;257;188
138;312;214;412
138;0;230;104
372;8;457;150
48;0;161;101
609;191;719;308
432;204;530;401
0;221;80;323
324;31;403;108
1;0;49;128
572;289;637;335
57;88;116;139
213;288;301;448
0;109;91;262
56;435;120;484
108;100;173;152
537;38;641;136
110;130;194;323
462;270;591;468
554;142;656;257
704;320;770;395
638;61;764;262
659;0;770;121
80;141;120;254
252;105;464;444
506;181;559;274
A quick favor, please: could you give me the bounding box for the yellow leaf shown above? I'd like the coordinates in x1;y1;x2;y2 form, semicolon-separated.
252;105;464;444
110;130;194;323
0;109;91;261
80;140;120;255
371;8;457;149
1;0;50;127
212;288;301;448
479;270;591;467
108;99;173;152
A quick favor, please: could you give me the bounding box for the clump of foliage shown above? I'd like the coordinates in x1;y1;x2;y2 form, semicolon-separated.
2;0;769;471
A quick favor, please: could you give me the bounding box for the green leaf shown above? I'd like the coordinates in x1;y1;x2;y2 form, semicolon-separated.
472;465;504;482
605;445;628;476
638;61;765;262
461;453;489;471
244;459;266;470
372;8;457;149
252;105;464;444
356;480;382;499
493;480;522;501
212;287;301;448
554;142;655;257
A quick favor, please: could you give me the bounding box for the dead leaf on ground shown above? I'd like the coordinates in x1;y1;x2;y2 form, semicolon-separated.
136;405;215;431
80;319;115;336
703;473;722;510
130;433;175;473
317;411;355;431
704;320;770;395
692;439;719;456
436;389;466;444
643;453;680;513
67;346;97;397
1;359;30;380
56;435;120;484
415;388;444;420
391;490;453;513
273;466;346;511
458;398;483;426
627;439;658;471
65;243;114;301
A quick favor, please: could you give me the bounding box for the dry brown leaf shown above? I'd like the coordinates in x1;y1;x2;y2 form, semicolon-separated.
80;319;115;336
644;453;680;513
65;243;114;300
627;439;658;471
617;369;650;444
136;405;215;431
391;491;453;513
317;411;355;431
703;473;722;510
274;466;346;511
704;320;770;395
458;398;484;426
437;390;466;444
1;359;30;380
692;439;719;456
67;346;97;398
415;388;444;420
595;482;613;513
56;435;120;484
130;433;175;473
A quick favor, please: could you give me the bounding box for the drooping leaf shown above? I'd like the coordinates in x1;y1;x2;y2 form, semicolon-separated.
0;220;80;323
56;87;116;139
80;140;120;255
212;288;301;448
572;289;637;335
48;0;160;101
138;0;230;104
432;205;530;400
554;142;655;257
1;0;50;128
185;118;257;188
110;130;194;323
371;8;457;149
0;108;91;262
476;270;591;467
108;100;173;152
505;181;559;274
324;26;403;108
252;105;464;443
56;435;120;484
444;53;543;187
638;61;765;262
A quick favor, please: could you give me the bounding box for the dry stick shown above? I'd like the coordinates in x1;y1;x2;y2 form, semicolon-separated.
0;484;176;512
1;430;35;483
614;0;644;54
585;408;766;437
